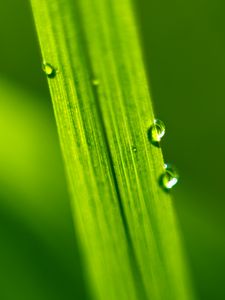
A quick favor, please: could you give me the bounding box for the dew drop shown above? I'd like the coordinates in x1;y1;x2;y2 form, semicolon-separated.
42;62;56;78
92;78;100;86
160;164;179;191
132;146;137;152
148;119;165;145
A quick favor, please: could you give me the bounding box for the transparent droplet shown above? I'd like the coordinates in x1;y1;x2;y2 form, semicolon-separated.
132;146;137;152
42;62;56;78
92;78;100;86
149;119;165;145
160;164;179;190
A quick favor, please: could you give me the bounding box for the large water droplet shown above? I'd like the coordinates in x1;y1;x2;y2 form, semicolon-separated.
42;62;56;78
160;164;179;190
149;119;165;145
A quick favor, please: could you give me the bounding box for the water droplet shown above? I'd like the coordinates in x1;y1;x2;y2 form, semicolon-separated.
160;164;179;191
148;119;165;145
132;146;137;152
42;62;56;78
92;78;100;86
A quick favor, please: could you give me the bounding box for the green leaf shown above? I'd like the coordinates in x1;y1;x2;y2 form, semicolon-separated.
30;0;195;299
0;77;88;299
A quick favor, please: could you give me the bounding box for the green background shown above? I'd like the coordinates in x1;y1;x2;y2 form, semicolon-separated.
0;0;224;299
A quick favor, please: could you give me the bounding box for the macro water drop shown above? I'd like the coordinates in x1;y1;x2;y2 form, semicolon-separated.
149;119;165;145
132;146;137;152
160;164;179;191
42;62;56;78
92;78;100;86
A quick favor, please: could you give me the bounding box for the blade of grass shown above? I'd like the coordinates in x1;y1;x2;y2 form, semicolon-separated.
0;77;88;299
30;0;195;299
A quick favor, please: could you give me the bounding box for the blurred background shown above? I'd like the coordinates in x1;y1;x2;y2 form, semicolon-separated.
0;0;224;299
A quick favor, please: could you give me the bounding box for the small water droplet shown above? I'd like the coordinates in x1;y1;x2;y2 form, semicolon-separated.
132;146;137;152
42;62;56;78
160;164;179;191
148;119;165;145
92;78;100;86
